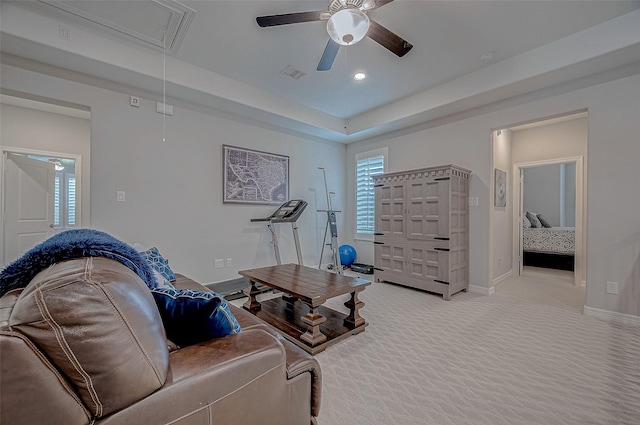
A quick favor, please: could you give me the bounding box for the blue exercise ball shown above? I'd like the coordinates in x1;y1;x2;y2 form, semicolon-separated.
339;244;357;267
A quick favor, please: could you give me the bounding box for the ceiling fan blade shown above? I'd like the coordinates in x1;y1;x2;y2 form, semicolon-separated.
369;0;394;11
256;11;327;27
366;20;413;57
317;39;340;71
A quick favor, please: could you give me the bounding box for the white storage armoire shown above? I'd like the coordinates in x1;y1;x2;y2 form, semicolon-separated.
372;165;470;300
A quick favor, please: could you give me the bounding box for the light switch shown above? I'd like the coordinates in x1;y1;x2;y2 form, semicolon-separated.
116;191;126;202
468;197;479;207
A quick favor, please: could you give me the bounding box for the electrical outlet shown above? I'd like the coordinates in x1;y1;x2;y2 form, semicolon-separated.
606;281;619;295
226;258;232;267
130;96;140;107
214;259;224;268
498;258;502;266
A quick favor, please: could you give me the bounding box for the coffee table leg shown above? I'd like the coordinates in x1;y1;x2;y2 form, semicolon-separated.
243;280;262;313
343;290;365;328
300;305;327;346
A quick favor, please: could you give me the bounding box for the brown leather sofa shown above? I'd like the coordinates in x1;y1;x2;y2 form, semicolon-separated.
0;257;321;424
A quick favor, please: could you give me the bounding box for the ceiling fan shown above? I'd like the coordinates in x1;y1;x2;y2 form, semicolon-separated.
256;0;413;71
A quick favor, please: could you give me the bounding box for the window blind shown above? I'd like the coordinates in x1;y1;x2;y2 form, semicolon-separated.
356;155;384;233
67;176;76;226
54;176;61;226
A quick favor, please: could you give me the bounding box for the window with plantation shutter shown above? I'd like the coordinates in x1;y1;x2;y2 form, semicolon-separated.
355;148;387;235
54;176;61;226
67;176;76;226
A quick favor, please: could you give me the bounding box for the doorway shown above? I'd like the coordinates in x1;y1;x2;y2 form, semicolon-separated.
1;148;82;267
513;157;585;286
0;94;89;268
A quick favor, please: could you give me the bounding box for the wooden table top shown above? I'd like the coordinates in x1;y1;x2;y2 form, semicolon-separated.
238;264;370;305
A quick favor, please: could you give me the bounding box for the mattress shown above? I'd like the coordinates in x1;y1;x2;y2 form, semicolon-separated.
523;227;575;254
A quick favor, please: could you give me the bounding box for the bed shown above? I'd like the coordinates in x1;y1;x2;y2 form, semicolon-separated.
522;226;575;271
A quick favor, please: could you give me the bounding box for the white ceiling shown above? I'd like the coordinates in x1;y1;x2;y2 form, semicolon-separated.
2;0;640;143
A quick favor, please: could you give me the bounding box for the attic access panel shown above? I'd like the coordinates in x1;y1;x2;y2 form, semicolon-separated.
38;0;196;54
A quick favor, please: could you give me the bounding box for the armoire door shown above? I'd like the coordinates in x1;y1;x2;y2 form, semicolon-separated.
375;180;406;239
406;177;450;240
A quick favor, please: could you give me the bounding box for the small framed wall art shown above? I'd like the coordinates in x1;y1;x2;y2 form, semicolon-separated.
494;168;506;207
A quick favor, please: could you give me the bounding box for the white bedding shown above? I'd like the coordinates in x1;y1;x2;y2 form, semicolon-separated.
523;227;575;254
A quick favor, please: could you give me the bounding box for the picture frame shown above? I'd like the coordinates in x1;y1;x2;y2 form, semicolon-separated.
222;145;289;205
494;168;506;207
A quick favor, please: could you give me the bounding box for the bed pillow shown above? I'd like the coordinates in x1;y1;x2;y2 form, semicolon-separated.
151;287;242;347
523;216;532;228
141;247;176;282
525;211;542;228
537;213;552;228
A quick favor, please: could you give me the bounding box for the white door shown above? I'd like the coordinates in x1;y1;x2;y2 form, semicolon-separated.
2;153;56;266
518;169;524;276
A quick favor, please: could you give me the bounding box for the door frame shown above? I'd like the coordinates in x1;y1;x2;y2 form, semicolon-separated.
512;156;585;286
1;146;82;263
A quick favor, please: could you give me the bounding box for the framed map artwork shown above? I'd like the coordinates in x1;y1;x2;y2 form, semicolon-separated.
222;145;289;205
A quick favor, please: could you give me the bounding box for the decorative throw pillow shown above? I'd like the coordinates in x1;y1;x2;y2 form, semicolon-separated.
152;269;175;290
525;211;542;228
537;213;552;228
523;216;532;228
151;287;241;347
141;247;176;282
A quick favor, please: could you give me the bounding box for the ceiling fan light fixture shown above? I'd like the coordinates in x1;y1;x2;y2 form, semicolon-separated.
327;8;370;46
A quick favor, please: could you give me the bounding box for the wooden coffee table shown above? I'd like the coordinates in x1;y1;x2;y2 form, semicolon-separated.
238;264;370;355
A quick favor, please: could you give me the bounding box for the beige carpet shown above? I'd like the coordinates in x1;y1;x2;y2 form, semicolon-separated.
313;269;640;425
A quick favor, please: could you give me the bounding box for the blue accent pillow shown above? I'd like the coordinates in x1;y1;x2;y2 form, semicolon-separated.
141;247;176;282
151;287;241;347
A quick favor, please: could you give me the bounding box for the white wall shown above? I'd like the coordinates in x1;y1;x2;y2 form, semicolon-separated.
521;163;576;227
492;129;513;281
512;118;588;164
0;103;91;228
345;72;640;318
1;63;346;285
523;164;562;226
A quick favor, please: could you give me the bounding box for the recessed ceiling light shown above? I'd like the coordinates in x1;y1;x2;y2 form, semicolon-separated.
353;72;366;81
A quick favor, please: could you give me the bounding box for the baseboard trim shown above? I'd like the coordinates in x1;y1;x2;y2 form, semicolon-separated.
469;284;495;296
493;270;512;286
583;305;640;326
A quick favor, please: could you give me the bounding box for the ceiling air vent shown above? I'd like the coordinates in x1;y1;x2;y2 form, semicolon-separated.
280;65;306;80
38;0;196;55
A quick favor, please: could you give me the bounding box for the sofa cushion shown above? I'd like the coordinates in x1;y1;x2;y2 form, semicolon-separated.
151;287;242;347
9;258;169;418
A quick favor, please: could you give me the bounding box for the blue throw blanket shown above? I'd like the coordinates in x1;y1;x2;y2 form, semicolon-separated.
0;229;157;297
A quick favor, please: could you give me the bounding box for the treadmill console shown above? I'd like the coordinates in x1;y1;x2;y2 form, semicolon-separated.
251;199;308;223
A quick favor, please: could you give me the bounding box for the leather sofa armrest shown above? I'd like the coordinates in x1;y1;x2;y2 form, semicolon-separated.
276;334;322;417
98;329;298;425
